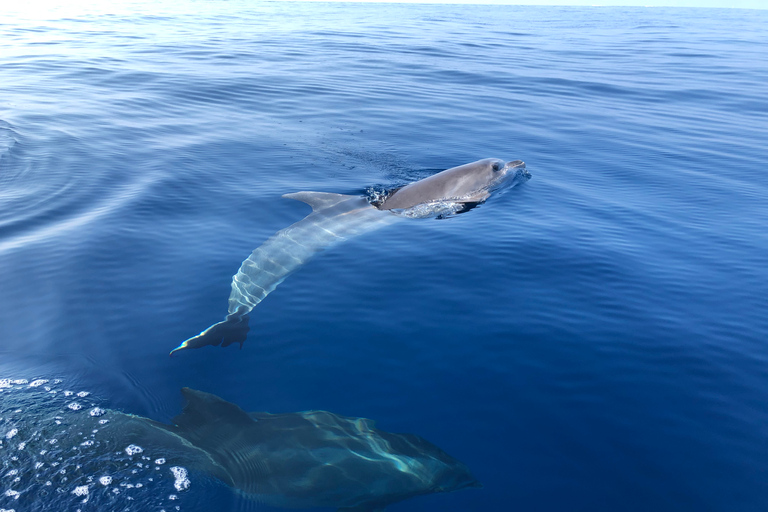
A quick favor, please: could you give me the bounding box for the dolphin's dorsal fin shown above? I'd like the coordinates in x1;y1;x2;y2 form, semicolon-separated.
283;191;358;211
174;388;255;435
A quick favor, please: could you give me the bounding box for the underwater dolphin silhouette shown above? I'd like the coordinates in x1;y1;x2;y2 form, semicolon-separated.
1;385;479;511
171;158;530;355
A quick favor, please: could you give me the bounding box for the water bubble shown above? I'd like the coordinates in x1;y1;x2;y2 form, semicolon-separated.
170;466;190;492
72;485;88;497
124;444;143;456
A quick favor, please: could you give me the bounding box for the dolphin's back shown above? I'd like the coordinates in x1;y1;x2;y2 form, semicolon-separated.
170;193;399;354
171;389;479;511
227;193;396;315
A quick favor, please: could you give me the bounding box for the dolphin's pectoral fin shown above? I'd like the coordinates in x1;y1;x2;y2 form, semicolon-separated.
283;191;359;211
170;313;250;356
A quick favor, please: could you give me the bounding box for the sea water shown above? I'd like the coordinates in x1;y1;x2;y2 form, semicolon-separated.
1;2;767;511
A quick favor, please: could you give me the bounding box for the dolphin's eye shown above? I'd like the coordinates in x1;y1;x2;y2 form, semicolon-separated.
492;161;503;171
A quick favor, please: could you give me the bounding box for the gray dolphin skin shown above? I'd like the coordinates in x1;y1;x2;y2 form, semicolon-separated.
171;158;530;355
168;388;481;511
0;383;479;511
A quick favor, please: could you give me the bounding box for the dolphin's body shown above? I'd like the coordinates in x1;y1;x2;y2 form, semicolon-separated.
0;383;479;511
171;158;529;354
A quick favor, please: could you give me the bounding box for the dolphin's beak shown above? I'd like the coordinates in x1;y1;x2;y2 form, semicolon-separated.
506;160;530;181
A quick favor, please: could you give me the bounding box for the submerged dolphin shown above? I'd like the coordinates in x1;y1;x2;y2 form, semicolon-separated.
0;383;479;511
171;158;530;355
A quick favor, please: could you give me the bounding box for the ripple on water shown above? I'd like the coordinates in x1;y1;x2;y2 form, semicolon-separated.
0;125;158;255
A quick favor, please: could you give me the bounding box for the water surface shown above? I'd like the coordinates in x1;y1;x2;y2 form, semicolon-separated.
1;2;767;511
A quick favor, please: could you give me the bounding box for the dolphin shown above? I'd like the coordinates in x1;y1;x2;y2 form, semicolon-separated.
171;158;530;355
0;382;480;511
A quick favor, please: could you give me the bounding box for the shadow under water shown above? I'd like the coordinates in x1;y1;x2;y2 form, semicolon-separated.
0;379;479;511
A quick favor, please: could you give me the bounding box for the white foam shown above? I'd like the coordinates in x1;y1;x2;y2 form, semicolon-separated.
72;485;88;497
5;429;18;439
3;490;20;500
124;444;143;456
28;379;48;388
67;403;83;411
89;408;105;417
170;466;190;492
155;458;166;465
76;391;90;397
99;476;112;486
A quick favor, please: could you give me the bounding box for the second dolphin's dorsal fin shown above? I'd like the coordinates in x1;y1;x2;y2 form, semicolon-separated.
283;191;358;211
173;388;255;437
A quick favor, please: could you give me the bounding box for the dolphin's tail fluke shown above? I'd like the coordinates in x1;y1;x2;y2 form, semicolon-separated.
170;312;250;356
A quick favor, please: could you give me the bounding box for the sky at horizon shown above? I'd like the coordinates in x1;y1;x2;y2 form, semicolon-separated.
272;0;766;8
3;0;768;11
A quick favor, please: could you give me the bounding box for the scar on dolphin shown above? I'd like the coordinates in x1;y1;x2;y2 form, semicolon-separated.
171;158;530;355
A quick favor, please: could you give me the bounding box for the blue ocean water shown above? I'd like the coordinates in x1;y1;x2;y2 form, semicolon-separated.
1;1;768;511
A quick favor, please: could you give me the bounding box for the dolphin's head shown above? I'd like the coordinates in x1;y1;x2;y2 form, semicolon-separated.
377;158;530;212
482;158;530;194
430;459;482;493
